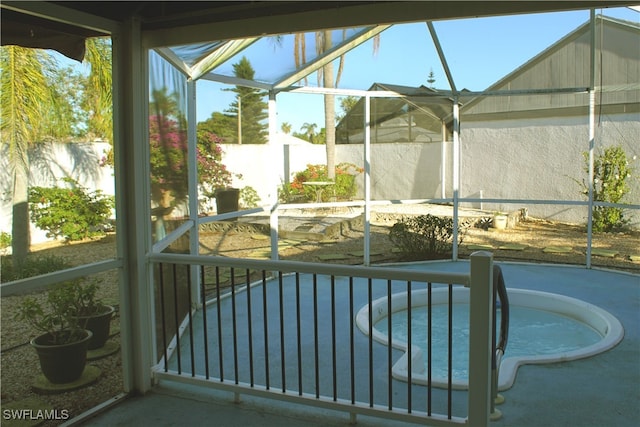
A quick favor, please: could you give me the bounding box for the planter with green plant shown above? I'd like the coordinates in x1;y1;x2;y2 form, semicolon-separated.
68;280;115;350
15;283;93;384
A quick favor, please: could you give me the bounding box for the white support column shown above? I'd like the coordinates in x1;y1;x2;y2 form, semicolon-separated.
452;100;460;260
441;120;447;199
586;9;597;269
187;79;201;304
114;17;155;393
268;91;279;261
467;251;494;427
363;94;372;266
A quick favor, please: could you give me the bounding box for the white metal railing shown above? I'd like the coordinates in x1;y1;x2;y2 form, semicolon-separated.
149;251;494;427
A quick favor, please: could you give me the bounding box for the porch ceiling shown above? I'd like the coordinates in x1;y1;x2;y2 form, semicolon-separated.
2;1;638;61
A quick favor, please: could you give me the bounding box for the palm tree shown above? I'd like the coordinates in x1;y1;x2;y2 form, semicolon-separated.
294;30;379;179
83;38;113;142
300;122;318;143
0;46;59;266
281;122;292;134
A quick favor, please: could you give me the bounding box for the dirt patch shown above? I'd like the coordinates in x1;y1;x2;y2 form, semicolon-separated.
197;216;640;273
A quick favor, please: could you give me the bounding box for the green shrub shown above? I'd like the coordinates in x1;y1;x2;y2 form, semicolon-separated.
389;214;467;260
239;186;261;208
29;177;114;242
280;163;363;203
579;145;634;232
0;231;11;250
1;254;71;283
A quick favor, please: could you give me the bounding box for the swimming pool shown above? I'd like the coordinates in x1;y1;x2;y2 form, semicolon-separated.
356;287;624;390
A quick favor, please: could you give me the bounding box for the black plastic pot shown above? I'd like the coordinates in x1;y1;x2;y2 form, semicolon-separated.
215;188;239;215
31;330;92;384
76;305;115;349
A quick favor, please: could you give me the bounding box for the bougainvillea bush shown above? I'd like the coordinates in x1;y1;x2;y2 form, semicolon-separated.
149;114;233;211
279;162;363;202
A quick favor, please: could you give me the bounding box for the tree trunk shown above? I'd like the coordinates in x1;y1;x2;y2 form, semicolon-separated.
323;30;336;180
11;155;30;267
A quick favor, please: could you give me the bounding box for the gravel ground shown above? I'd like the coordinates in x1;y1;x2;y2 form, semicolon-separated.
1;212;638;426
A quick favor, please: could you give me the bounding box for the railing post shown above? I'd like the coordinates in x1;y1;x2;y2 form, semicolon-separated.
468;251;494;427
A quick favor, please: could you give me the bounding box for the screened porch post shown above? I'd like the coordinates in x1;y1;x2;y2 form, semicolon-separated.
268;90;280;261
115;16;155;393
187;79;201;303
363;94;372;266
441;120;447;199
452;99;460;261
586;9;597;269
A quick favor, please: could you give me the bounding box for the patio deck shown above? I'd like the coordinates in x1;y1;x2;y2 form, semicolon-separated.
76;261;639;427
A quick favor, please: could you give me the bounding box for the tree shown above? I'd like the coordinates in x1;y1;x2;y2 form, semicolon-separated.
299;122;318;143
0;46;62;266
336;96;359;122
294;30;380;179
82;38;112;142
427;68;436;88
197;111;236;144
225;57;268;144
281;122;292;134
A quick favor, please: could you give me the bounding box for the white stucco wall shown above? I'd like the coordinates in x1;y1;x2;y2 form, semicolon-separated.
221;140;452;206
3;117;637;248
1;142;115;245
460;113;639;226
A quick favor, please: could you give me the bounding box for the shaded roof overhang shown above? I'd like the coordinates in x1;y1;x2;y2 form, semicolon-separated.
2;1;638;62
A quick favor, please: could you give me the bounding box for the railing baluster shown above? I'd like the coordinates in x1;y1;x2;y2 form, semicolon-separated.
262;270;270;389
407;280;412;413
215;266;224;382
231;268;238;384
172;264;181;374
158;263;168;372
448;283;453;419
296;273;302;395
428;282;432;416
246;269;254;387
331;275;337;401
349;277;355;405
279;272;286;392
186;266;195;376
313;274;319;399
200;265;210;379
387;279;392;410
368;278;373;408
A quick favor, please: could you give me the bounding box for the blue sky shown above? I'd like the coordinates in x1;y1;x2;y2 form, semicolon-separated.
195;6;638;133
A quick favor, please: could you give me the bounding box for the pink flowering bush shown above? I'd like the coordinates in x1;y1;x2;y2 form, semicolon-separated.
149;114;233;211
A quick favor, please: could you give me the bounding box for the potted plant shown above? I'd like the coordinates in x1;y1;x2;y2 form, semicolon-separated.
69;280;115;350
493;212;508;230
15;283;93;384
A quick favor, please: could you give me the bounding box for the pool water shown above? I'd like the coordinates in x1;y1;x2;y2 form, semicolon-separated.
375;303;602;381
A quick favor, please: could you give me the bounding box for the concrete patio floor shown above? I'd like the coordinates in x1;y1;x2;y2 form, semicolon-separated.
76;262;639;427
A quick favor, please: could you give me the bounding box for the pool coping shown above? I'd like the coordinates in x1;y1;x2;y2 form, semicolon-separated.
355;287;625;391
